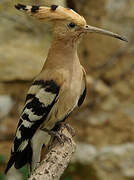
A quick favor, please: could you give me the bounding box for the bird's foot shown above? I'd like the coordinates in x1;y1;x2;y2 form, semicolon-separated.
42;128;71;146
56;122;75;137
64;123;75;137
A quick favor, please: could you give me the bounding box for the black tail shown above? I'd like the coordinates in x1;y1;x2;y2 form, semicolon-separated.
5;141;32;174
5;154;16;174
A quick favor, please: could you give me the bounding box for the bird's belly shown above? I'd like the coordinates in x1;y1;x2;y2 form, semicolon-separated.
56;75;82;120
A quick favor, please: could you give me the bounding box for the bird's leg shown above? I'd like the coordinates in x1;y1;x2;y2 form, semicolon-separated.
30;130;49;174
56;122;75;137
42;127;72;146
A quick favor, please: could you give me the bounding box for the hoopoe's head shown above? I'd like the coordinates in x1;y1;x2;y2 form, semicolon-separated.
15;4;128;44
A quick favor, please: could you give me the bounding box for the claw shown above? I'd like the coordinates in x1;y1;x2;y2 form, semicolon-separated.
56;122;75;137
42;128;72;146
64;123;75;137
60;133;72;144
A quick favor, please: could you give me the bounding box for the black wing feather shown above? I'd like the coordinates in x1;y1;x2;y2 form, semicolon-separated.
78;87;86;107
5;80;60;173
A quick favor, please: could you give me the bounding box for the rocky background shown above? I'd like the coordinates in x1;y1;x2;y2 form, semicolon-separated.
0;0;134;180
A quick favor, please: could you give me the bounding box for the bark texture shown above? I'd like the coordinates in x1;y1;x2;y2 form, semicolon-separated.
28;127;76;180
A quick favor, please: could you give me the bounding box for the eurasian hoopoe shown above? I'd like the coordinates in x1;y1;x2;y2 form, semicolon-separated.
5;3;127;175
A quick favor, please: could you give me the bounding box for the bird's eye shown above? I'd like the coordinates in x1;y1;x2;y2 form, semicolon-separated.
68;22;76;28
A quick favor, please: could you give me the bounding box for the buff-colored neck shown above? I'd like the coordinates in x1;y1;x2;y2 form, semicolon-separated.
42;35;80;71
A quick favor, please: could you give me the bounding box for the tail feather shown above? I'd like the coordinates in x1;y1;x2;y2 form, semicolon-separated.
5;141;32;174
15;141;33;169
5;154;15;174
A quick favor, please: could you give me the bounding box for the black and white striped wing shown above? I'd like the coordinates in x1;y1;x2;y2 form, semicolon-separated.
5;80;60;173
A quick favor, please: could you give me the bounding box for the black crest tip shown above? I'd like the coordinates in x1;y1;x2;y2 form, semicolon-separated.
15;4;28;11
51;5;58;11
31;5;40;13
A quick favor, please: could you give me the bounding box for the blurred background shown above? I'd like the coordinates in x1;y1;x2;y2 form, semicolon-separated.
0;0;134;179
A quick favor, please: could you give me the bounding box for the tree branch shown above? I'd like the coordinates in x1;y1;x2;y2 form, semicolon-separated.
28;127;76;180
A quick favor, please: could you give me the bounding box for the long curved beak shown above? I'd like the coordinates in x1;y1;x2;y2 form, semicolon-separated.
85;25;128;42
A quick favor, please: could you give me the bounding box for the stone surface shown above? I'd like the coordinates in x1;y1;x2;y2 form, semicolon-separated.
0;95;14;120
72;143;134;180
5;166;23;180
